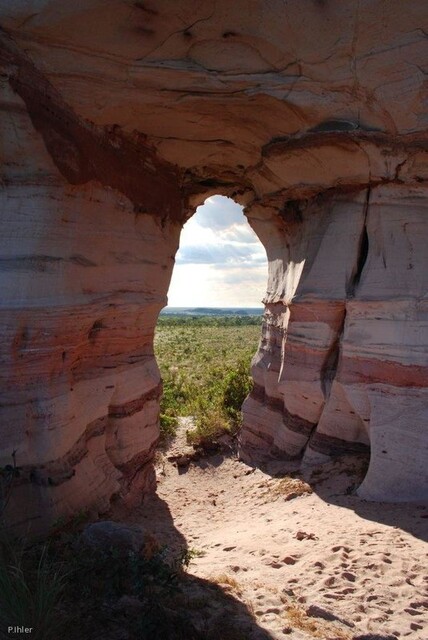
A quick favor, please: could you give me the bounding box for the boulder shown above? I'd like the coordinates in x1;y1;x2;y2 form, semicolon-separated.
81;521;146;555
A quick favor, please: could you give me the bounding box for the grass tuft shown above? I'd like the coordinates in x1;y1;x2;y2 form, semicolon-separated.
271;477;313;500
210;574;242;595
284;602;352;639
0;537;67;640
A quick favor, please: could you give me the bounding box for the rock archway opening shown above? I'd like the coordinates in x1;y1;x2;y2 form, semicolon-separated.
1;0;427;537
154;194;268;450
167;195;268;310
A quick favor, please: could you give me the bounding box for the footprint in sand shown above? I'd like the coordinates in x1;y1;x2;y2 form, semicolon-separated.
265;607;281;614
339;587;356;595
282;556;298;565
342;571;357;582
332;545;352;553
409;600;428;610
262;557;281;568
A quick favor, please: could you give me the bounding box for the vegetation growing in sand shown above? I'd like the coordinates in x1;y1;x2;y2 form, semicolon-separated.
154;315;261;444
0;524;261;640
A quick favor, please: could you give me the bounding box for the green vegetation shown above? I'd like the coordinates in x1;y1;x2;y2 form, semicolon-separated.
0;537;68;640
158;314;262;327
154;315;262;444
0;314;265;640
0;525;261;640
0;530;206;640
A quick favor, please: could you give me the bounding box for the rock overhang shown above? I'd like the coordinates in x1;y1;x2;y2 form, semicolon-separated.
0;0;427;531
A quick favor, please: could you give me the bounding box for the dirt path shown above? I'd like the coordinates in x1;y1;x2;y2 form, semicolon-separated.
129;422;428;640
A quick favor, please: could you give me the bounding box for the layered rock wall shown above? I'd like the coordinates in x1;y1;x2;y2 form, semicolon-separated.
0;41;181;529
0;0;427;528
242;184;428;500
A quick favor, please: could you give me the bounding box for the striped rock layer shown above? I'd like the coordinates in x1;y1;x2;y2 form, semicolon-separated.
0;1;427;529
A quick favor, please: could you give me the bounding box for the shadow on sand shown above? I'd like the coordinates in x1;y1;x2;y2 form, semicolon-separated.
125;492;275;640
259;453;428;544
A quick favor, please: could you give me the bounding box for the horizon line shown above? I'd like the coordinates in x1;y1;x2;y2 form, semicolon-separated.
164;305;264;309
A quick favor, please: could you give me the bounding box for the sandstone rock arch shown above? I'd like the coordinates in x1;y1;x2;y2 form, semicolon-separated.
0;0;427;530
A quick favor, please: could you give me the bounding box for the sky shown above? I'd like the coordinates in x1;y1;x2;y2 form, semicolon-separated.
167;195;268;308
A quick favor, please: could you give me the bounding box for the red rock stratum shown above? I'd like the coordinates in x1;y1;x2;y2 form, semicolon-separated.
0;0;427;530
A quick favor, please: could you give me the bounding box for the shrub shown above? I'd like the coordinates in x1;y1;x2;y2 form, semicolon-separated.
0;527;206;640
160;413;179;440
187;406;229;445
158;371;191;440
155;318;259;447
186;359;252;445
221;360;253;428
60;537;205;639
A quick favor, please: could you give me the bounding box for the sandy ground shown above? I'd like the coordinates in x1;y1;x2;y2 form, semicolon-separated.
129;421;428;640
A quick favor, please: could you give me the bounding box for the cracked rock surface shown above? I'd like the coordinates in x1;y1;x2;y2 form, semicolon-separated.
0;0;427;529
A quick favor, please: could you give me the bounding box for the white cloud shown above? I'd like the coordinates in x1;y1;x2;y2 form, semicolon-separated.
176;243;265;266
220;224;260;244
194;195;245;230
167;195;268;307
